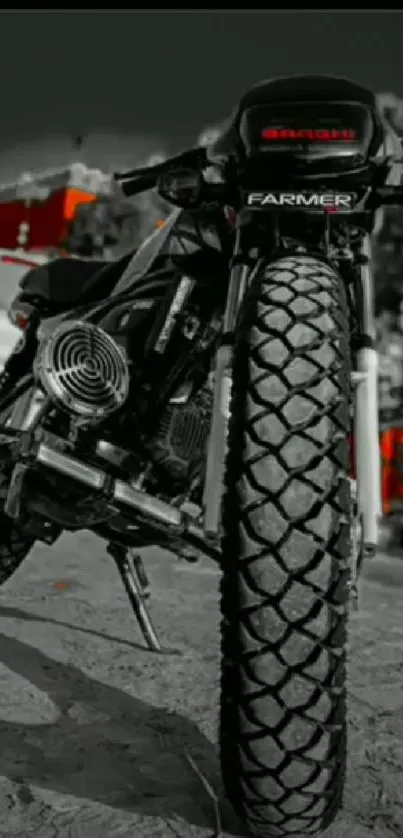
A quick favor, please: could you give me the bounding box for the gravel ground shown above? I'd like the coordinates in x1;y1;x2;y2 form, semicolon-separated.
0;532;402;837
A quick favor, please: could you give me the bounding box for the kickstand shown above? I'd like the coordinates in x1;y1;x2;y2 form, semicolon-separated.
107;543;162;652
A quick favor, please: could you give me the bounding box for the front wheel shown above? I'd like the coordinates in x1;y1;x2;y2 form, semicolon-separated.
220;255;351;836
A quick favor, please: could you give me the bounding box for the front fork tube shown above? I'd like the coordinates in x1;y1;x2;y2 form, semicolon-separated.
353;235;381;554
203;257;250;536
353;351;381;553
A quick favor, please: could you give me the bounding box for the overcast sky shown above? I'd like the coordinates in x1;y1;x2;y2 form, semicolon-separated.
0;10;402;178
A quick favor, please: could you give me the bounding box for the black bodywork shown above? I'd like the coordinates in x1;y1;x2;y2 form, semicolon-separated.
19;254;131;308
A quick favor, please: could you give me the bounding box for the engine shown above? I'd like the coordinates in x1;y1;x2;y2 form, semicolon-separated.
35;320;130;422
34;318;212;507
149;384;212;494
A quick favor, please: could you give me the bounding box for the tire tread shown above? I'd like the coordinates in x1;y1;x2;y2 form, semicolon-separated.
220;255;351;837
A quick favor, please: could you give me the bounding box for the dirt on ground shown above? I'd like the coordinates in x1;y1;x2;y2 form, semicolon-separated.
0;531;402;837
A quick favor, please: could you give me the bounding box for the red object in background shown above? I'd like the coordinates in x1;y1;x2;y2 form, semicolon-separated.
1;254;40;269
380;426;403;515
350;427;403;516
0;164;113;253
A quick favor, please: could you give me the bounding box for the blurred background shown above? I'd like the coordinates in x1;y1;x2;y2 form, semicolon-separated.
1;9;403;539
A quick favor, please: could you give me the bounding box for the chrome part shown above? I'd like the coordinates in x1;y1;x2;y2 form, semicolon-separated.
108;544;161;653
204;255;250;536
203;346;232;535
7;387;46;431
37;443;106;489
96;440;131;468
354;235;381;551
359;236;376;341
169;380;193;404
223;262;249;335
35;320;130;420
114;481;182;527
154;276;194;354
33;440;220;562
351;371;367;385
5;462;28;519
354;348;381;549
37;312;69;342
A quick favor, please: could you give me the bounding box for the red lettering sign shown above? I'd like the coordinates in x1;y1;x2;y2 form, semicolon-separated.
261;128;358;141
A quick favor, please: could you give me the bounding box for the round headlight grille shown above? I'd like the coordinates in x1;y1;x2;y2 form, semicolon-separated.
36;320;130;420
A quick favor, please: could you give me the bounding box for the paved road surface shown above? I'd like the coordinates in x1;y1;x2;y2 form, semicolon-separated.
0;534;402;837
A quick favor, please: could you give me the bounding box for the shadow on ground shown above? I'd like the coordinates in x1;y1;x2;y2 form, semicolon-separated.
0;602;159;654
0;627;241;834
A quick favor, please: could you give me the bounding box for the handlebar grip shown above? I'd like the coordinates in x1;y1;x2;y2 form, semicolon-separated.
117;173;159;197
114;146;207;192
115;162;165;182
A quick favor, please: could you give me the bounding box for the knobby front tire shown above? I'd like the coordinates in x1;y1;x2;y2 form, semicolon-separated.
220;255;351;837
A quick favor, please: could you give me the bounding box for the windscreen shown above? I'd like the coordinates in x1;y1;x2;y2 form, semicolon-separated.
238;101;375;161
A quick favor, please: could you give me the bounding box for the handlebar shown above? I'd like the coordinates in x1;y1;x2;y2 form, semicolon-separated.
116;172;160;197
114;146;207;197
114;150;403;206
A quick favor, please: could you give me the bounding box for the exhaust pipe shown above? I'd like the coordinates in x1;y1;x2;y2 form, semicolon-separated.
35;442;220;562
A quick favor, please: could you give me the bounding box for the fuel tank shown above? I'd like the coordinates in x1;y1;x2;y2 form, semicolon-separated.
112;207;225;296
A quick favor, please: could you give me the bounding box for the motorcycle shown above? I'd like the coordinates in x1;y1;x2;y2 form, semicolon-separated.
1;74;403;837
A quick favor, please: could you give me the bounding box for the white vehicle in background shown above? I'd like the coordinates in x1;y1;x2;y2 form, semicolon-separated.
0;249;49;368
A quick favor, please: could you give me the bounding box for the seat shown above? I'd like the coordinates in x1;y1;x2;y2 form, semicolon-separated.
19;253;133;307
208;74;377;162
